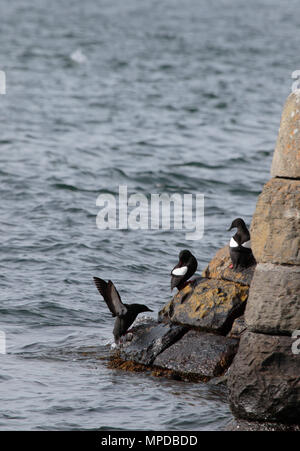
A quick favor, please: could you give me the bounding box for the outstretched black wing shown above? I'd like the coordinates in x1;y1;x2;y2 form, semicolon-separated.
93;277;127;317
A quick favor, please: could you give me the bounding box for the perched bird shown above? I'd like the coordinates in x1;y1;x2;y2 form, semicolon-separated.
228;218;255;270
170;249;198;291
93;277;153;343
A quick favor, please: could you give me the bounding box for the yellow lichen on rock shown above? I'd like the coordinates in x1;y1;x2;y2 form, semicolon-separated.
159;278;248;334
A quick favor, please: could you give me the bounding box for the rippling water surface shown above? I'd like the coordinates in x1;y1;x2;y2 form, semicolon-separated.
0;0;299;431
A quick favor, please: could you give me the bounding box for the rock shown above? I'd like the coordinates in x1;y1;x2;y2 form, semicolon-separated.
202;245;255;286
250;178;300;265
207;373;229;386
153;330;238;380
245;263;300;335
271;90;300;179
159;278;248;335
225;418;300;431
228;331;300;423
227;92;300;429
117;320;187;366
227;315;246;339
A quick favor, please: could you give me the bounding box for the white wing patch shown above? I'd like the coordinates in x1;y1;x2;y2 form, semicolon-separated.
229;237;239;248
172;266;188;276
242;239;251;249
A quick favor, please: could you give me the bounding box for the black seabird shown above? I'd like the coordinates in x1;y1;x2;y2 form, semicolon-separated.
93;277;153;343
228;218;255;270
170;249;198;291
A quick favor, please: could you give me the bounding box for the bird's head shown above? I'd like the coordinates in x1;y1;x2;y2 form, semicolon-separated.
178;249;193;265
228;217;247;231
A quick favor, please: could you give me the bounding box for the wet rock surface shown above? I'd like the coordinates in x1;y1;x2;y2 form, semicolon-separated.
245;263;300;335
117;320;188;366
228;331;300;424
159;278;248;335
153;330;238;380
109;317;239;381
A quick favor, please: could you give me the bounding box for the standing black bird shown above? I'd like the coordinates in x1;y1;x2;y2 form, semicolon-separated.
228;218;256;270
170;249;198;291
93;277;153;343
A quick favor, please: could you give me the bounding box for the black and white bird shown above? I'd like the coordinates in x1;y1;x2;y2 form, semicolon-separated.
93;277;153;343
170;250;198;291
228;218;255;270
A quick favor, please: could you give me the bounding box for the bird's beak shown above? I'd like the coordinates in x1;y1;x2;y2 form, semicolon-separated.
227;225;233;231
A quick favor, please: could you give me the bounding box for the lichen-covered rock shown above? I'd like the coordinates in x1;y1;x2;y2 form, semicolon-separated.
228;331;300;423
159;278;248;335
117;320;187;366
250;178;300;265
271;90;300;179
245;263;300;335
202;245;255;286
153;330;238;380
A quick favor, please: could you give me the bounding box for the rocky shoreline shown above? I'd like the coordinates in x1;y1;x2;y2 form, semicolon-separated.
109;90;300;431
110;245;253;383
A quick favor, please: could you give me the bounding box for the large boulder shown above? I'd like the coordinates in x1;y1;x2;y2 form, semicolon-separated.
271;90;300;179
154;329;238;380
202;245;255;286
228;331;300;424
250;177;300;265
159;278;248;335
245;263;300;335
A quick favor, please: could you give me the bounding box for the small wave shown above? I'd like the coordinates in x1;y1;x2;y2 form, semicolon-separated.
51;183;99;193
0;374;13;382
170;161;226;170
70;48;87;64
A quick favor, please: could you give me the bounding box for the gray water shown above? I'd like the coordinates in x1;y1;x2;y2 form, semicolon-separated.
0;0;299;431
